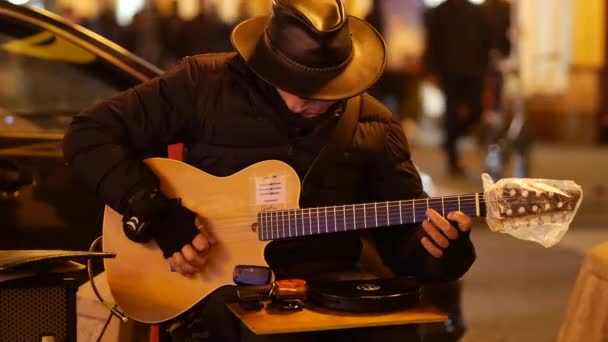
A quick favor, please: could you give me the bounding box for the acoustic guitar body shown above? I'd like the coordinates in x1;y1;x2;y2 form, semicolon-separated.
103;158;301;323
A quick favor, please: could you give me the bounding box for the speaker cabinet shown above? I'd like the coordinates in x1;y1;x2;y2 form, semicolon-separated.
0;276;77;342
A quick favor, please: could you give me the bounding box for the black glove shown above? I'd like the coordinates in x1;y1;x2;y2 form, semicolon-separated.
154;201;200;258
122;188;199;258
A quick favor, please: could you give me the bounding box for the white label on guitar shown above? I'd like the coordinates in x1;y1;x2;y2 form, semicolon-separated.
255;175;286;205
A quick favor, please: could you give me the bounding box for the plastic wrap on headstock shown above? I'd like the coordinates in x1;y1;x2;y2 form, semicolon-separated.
482;173;583;247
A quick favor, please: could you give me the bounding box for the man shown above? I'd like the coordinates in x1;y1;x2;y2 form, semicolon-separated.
424;0;491;176
63;1;475;340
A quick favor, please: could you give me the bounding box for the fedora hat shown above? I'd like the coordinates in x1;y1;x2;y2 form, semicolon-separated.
231;0;386;100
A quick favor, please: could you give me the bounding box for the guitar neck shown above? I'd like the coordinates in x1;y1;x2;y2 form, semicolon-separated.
257;193;486;241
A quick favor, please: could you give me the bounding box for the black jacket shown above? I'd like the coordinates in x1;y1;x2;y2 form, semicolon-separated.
424;0;491;79
63;53;475;281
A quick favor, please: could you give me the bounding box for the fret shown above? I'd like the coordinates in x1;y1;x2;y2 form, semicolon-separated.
427;197;445;216
458;194;461;212
287;209;298;237
307;208;312;235
334;207;337;233
363;203;367;229
353;204;356;230
258;212;262;240
291;209;296;237
441;197;445;216
374;202;378;227
342;205;346;231
300;209;304;236
386;201;390;225
267;211;271;240
342;205;355;231
326;207;334;232
412;199;416;222
278;210;282;238
288;210;292;237
399;200;403;224
297;209;301;236
475;193;480;216
260;212;265;240
271;211;274;239
281;210;285;238
301;209;306;235
316;208;320;234
276;210;280;238
292;209;297;237
267;211;272;240
377;202;383;227
292;210;297;237
272;210;277;239
325;207;328;233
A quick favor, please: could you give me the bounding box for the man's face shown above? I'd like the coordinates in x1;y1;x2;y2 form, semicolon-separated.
276;88;337;118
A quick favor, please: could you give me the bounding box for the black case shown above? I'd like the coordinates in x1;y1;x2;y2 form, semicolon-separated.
306;277;421;313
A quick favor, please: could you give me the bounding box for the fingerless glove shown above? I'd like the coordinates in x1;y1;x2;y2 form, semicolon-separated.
154;201;199;258
122;188;199;258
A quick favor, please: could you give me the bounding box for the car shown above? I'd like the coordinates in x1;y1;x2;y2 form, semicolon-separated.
0;1;162;251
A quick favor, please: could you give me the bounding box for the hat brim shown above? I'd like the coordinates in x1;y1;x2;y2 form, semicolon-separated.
231;16;386;100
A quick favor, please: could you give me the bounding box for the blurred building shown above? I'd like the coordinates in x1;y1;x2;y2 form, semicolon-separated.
7;0;607;144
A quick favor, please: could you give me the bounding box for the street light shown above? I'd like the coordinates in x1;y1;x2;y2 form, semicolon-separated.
8;0;30;5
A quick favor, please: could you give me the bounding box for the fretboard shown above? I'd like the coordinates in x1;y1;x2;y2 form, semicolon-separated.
257;193;485;241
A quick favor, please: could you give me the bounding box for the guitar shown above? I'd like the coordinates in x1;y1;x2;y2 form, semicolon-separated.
102;158;582;323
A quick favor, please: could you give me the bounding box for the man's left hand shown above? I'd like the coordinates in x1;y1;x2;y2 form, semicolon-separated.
420;209;472;258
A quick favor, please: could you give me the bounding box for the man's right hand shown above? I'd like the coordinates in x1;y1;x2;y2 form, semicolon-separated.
167;225;217;277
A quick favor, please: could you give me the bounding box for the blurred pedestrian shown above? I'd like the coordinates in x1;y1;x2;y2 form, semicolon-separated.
123;4;165;66
368;0;425;132
480;0;511;125
424;0;491;176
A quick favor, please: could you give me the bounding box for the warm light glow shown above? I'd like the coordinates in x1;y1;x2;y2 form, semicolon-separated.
423;0;445;7
423;0;485;7
420;81;445;119
116;0;144;26
9;0;30;5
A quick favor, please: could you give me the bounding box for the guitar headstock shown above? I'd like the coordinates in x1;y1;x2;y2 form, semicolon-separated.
493;183;582;221
482;175;584;247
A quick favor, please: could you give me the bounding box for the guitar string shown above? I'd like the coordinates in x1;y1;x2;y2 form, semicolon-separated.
261;203;480;231
199;202;481;239
258;202;572;238
182;194;573;237
197;202;481;231
188;192;570;223
257;193;567;216
199;200;483;225
190;196;563;230
197;201;571;241
258;193;572;214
